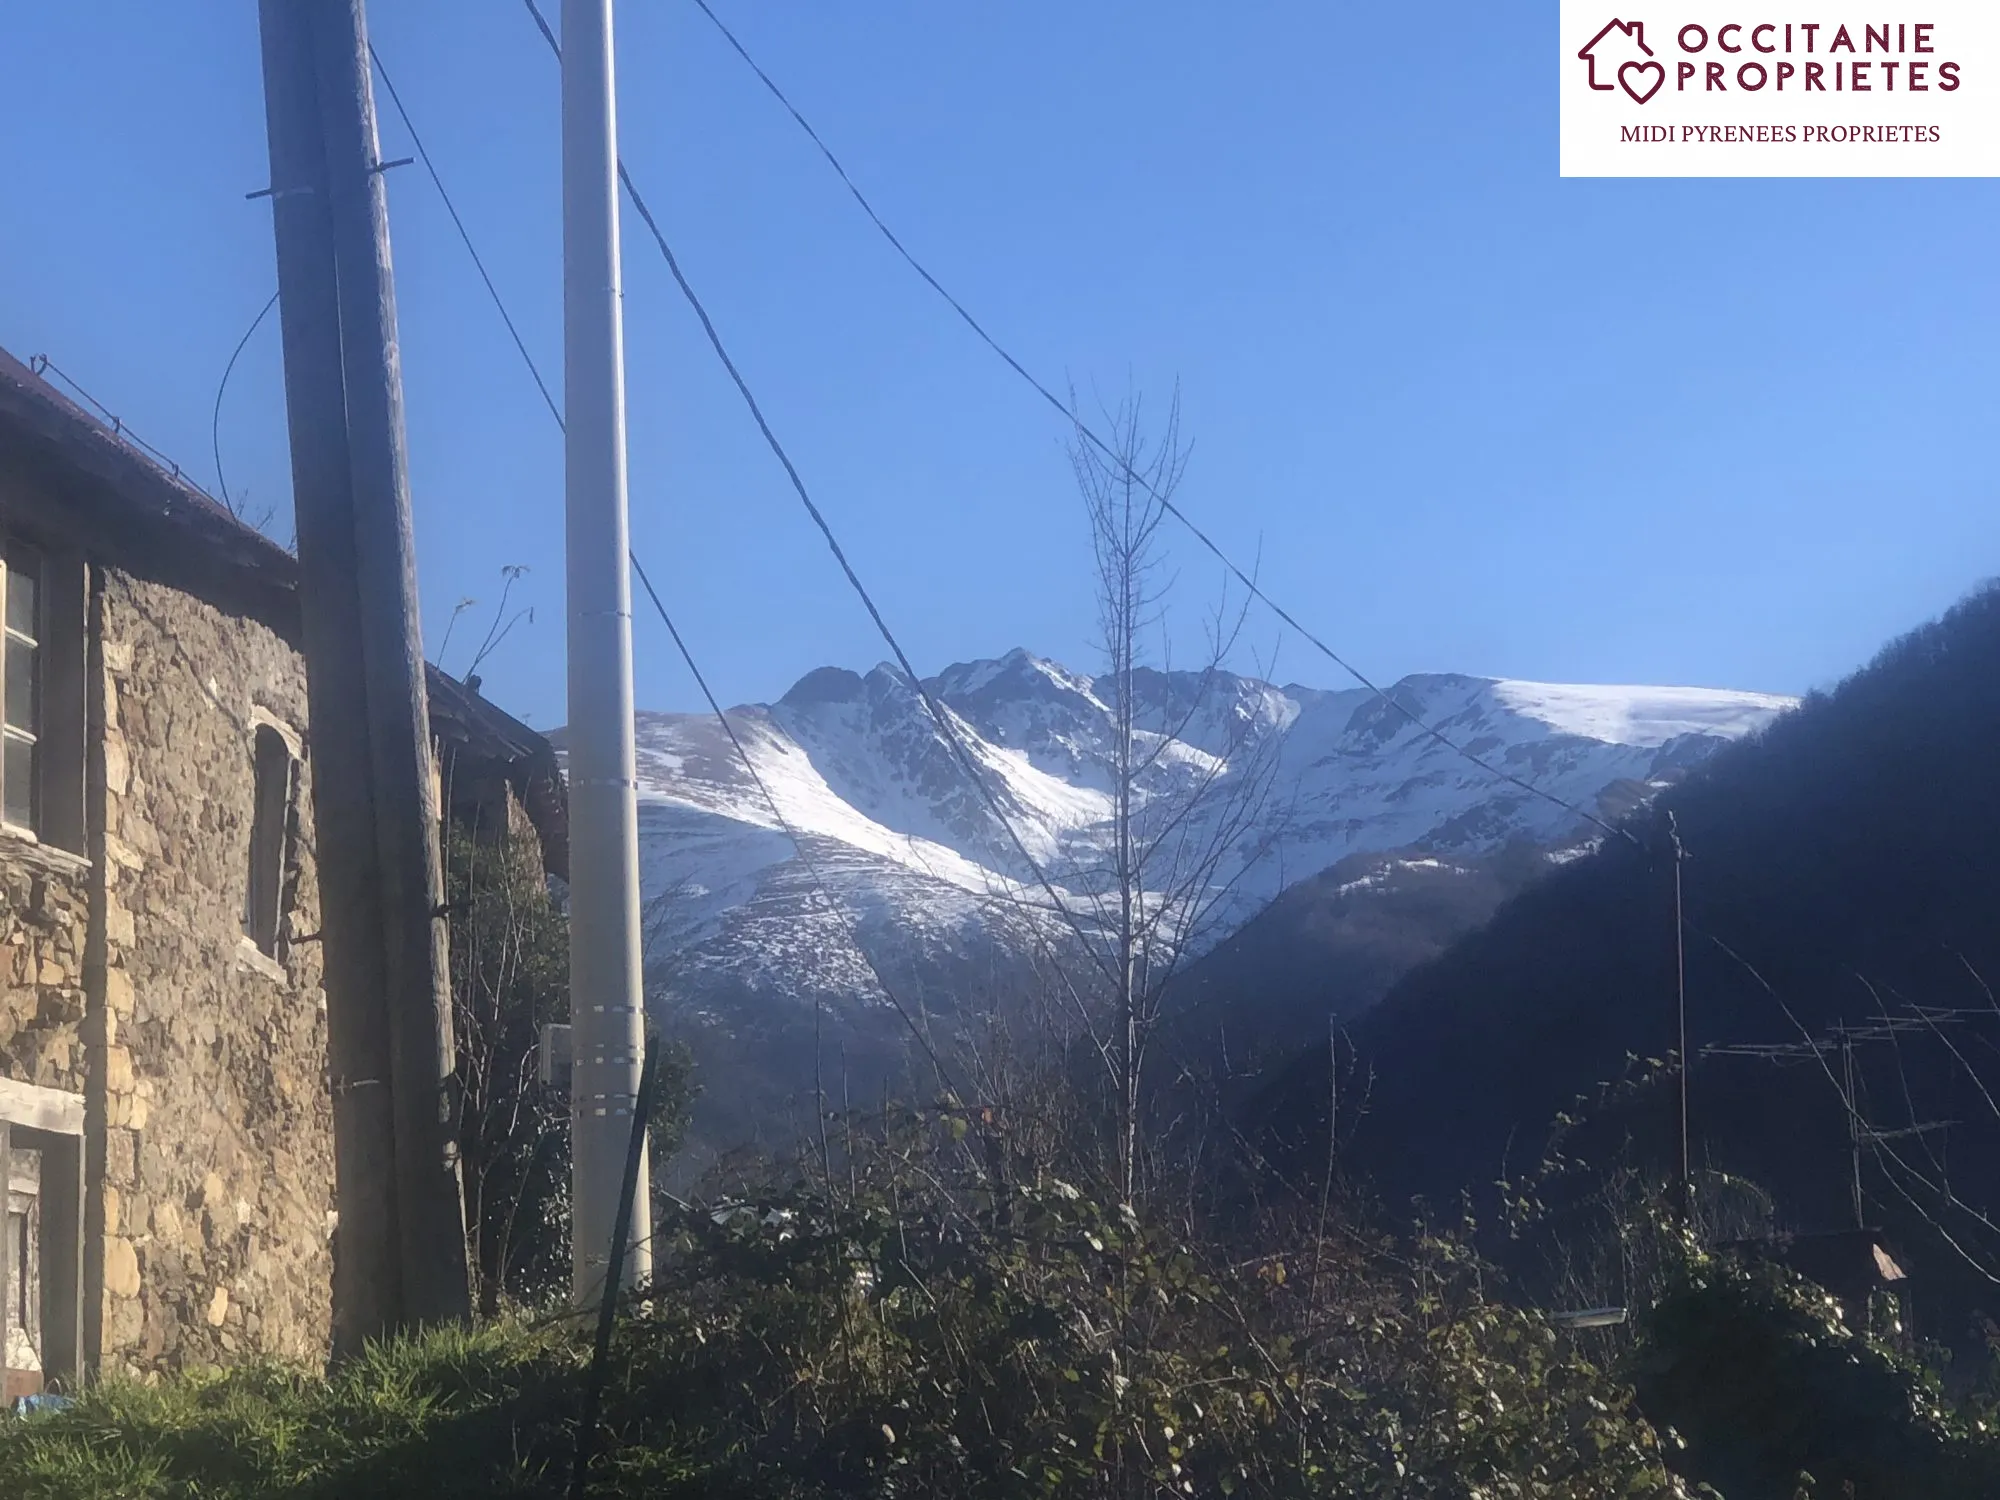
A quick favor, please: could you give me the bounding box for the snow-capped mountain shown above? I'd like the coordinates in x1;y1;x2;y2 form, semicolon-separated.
584;651;1792;1173
625;654;1780;1001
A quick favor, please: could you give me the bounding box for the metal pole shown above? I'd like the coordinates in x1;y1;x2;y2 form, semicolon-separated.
1843;1032;1864;1229
562;0;652;1307
568;1032;660;1498
1669;811;1690;1222
310;0;470;1329
256;0;405;1352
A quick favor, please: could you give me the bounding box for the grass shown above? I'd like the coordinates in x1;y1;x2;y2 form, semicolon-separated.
0;1321;636;1499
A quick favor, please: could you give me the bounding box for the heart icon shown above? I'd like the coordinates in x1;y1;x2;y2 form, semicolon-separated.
1619;60;1665;105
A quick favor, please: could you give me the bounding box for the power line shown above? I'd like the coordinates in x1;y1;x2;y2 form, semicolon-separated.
373;33;968;1096
522;0;1118;987
369;44;564;431
685;0;1634;849
28;353;208;495
212;291;279;515
615;166;1114;980
629;555;965;1097
1690;919;2000;1282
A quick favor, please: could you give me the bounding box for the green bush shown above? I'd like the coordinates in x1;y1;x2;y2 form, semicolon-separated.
1634;1252;2000;1500
0;1118;1689;1498
592;1167;1684;1498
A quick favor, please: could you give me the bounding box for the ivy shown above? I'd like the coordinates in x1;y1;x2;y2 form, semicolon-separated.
1635;1252;2000;1500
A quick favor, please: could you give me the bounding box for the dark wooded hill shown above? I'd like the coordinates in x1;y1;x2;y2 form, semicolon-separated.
1159;840;1557;1070
1249;581;2000;1322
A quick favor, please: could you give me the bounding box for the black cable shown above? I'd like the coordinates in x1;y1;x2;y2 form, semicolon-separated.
686;0;1636;848
523;0;1119;983
377;28;970;1090
30;355;200;491
617;166;1115;977
1690;919;2000;1283
569;1028;659;1497
521;0;561;56
212;291;280;516
629;555;965;1096
370;43;566;432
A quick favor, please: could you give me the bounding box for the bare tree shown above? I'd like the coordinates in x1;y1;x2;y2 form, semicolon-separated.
640;873;705;989
445;817;571;1313
448;827;700;1312
1063;388;1281;1202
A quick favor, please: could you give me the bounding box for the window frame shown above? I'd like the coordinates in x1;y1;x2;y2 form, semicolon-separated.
3;1139;41;1399
0;541;44;839
0;1081;82;1395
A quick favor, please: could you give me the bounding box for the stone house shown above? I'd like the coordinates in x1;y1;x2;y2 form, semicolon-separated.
0;348;561;1393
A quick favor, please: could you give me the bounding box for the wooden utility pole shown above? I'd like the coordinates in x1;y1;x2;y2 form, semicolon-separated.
308;0;470;1329
257;0;469;1343
255;0;405;1354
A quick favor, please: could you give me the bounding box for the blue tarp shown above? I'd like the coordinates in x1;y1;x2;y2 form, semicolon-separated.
11;1392;75;1418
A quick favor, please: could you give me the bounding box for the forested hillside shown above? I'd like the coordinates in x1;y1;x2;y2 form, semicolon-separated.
1253;581;2000;1332
1159;840;1558;1066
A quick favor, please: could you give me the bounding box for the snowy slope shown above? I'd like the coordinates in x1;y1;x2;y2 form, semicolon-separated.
583;652;1793;1178
620;653;1791;1003
1484;679;1793;746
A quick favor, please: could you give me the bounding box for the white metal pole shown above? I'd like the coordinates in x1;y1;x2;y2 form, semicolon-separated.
562;0;651;1307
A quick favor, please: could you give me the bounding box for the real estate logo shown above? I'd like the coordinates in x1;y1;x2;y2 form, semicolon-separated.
1579;19;1666;104
1560;3;2000;176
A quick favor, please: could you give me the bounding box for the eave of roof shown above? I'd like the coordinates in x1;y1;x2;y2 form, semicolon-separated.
0;345;559;777
428;668;554;768
0;346;302;595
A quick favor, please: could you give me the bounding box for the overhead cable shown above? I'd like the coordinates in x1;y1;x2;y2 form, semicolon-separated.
685;0;1635;847
374;33;968;1091
524;0;1120;982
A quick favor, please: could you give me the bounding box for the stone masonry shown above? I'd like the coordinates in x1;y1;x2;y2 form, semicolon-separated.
0;848;89;1104
0;561;337;1380
88;569;334;1377
0;345;569;1386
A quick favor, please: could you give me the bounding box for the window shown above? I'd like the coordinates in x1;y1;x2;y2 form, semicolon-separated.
0;539;77;853
10;1199;27;1327
245;724;298;958
0;543;42;834
0;1083;81;1399
3;1143;39;1403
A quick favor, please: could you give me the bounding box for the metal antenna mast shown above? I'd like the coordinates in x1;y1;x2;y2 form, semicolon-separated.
1706;1008;1978;1229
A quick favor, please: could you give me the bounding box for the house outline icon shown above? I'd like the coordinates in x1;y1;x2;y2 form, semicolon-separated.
1577;18;1654;92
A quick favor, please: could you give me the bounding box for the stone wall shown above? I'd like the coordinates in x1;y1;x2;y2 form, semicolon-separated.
0;552;543;1380
89;568;333;1376
0;847;89;1098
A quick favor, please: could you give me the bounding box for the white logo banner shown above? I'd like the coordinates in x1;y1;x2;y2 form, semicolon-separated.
1560;5;2000;176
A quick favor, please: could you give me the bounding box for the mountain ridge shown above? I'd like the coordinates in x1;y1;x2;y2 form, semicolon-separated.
554;649;1794;1173
590;649;1797;994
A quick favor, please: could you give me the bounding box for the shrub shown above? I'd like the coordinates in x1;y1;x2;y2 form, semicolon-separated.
0;1115;1689;1498
1635;1251;2000;1500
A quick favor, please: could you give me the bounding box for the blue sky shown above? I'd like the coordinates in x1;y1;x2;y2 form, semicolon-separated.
3;2;1997;727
